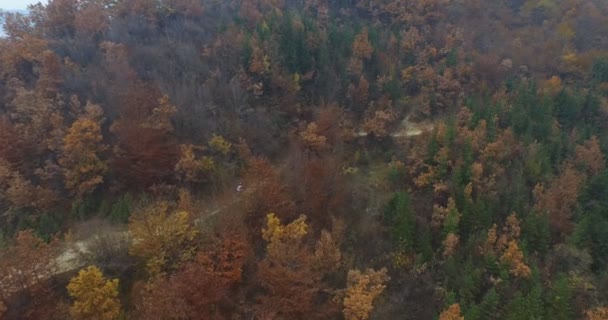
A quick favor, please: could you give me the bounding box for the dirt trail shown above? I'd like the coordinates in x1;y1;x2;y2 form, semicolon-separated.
356;114;435;138
56;241;90;274
391;114;435;138
50;115;434;275
54;197;244;275
56;230;131;274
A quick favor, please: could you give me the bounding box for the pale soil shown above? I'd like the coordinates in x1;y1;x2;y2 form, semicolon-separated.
356;114;435;138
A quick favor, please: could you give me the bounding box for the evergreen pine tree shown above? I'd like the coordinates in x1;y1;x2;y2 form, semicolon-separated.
547;275;573;320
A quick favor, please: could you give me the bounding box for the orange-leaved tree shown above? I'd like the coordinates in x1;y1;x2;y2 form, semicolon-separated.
439;303;464;320
585;307;608;320
134;231;249;319
111;87;178;189
0;230;57;295
254;213;342;319
343;268;389;320
0;230;58;318
243;158;296;235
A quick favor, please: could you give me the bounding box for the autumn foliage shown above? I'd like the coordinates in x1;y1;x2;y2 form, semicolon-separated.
128;201;199;275
2;0;608;318
60;103;107;198
67;266;121;320
254;213;342;318
134;231;249;319
0;230;57;318
343;268;389;320
439;303;464;320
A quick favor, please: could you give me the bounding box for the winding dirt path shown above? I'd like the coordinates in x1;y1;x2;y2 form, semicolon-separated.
52;114;435;275
391;114;435;138
356;114;435;138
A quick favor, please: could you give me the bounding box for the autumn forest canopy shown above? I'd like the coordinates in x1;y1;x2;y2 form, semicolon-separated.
3;0;608;319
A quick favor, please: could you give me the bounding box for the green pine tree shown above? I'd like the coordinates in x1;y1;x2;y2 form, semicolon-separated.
547;275;573;320
383;192;415;250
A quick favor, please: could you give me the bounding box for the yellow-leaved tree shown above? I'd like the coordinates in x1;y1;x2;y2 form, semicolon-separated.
208;134;232;156
174;144;215;183
59;103;107;198
67;266;121;320
262;212;308;256
129;201;199;275
145;95;177;132
343;268;389;320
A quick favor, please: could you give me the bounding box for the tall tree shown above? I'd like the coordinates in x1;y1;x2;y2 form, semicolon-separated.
439;304;464;320
134;231;249;319
128;201;199;275
59;102;107;198
586;307;608;320
67;266;121;320
533;165;583;236
343;268;389;320
0;230;60;319
111;89;178;189
255;213;341;318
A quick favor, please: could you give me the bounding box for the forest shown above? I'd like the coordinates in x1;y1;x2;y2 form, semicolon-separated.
2;0;608;319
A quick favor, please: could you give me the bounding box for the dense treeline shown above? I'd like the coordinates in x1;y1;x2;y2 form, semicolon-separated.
2;0;608;319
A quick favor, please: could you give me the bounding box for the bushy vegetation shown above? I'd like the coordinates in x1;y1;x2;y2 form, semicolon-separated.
2;0;608;319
